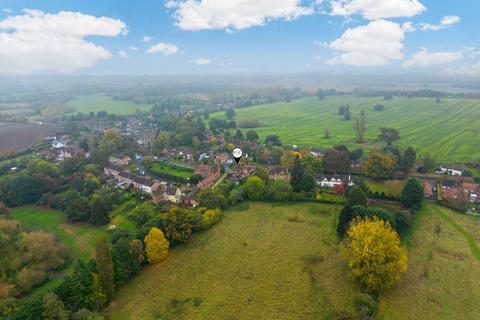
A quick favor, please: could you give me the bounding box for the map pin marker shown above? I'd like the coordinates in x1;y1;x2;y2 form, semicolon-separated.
232;147;243;164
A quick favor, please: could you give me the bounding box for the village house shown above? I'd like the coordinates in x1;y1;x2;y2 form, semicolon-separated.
104;165;155;194
309;149;324;158
436;166;463;176
268;166;291;182
109;155;132;167
195;164;221;189
315;175;354;188
423;180;436;199
151;182;184;205
441;180;462;200
463;182;480;203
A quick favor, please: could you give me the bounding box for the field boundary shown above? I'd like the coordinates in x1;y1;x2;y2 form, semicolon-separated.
435;207;480;261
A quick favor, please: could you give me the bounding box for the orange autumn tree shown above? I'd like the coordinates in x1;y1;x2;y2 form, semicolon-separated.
347;217;408;293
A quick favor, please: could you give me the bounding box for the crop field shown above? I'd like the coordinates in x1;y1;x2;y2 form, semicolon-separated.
151;161;194;180
106;202;361;320
66;94;152;115
211;96;480;162
377;203;480;319
11;206;109;260
0;124;58;156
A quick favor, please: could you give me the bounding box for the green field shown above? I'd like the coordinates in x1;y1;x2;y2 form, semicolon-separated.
106;202;361;320
377;203;480;319
151;161;194;180
212;96;480;162
11;206;109;261
67;94;152;115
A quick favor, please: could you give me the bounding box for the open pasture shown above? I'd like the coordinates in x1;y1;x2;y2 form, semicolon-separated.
106;202;361;320
66;94;152;115
212;96;480;162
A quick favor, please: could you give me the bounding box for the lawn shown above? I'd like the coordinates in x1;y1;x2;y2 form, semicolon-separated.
11;206;109;261
377;203;480;319
106;202;361;320
211;96;480;162
151;161;194;180
67;94;152;115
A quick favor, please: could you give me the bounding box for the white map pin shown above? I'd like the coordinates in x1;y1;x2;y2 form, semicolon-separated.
232;147;243;164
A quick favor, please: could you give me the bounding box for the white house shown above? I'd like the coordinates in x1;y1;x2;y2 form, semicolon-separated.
436;167;462;176
51;140;65;149
316;175;354;188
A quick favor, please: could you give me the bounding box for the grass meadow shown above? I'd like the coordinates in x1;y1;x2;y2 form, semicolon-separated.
377;203;480;319
151;161;194;180
106;202;361;320
67;94;152;115
10;206;110;297
11;206;109;261
211;96;480;163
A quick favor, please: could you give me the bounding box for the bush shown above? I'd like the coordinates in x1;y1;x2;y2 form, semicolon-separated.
394;211;413;235
400;178;424;210
244;176;266;200
201;209;223;229
355;293;377;317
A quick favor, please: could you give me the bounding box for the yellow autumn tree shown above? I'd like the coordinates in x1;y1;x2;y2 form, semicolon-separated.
347;217;408;293
144;227;169;264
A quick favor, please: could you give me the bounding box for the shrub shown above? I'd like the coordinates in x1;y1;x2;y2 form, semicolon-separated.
201;209;223;229
400;178;424;210
354;293;377;317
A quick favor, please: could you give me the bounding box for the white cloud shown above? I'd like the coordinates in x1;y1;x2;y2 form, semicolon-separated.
440;62;480;77
166;0;314;31
402;21;415;32
118;50;129;59
313;40;329;47
0;9;127;74
327;19;404;66
2;8;12;14
330;0;426;20
146;42;179;55
128;46;138;51
143;35;152;42
420;15;460;31
403;48;463;67
193;58;211;65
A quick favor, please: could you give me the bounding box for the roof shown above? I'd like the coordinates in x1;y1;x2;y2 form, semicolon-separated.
165;185;178;195
117;171;153;186
442;180;461;188
315;174;351;181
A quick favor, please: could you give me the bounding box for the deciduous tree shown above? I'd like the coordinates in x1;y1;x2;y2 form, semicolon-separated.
144;227;169;264
95;237;115;300
365;151;394;180
348;217;408;293
42;293;70;320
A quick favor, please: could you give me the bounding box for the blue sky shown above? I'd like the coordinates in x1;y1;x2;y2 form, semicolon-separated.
0;0;478;75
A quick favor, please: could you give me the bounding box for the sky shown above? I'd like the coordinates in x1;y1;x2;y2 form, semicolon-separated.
0;0;479;76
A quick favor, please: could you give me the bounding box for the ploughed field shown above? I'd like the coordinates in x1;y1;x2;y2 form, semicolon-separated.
211;96;480;163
